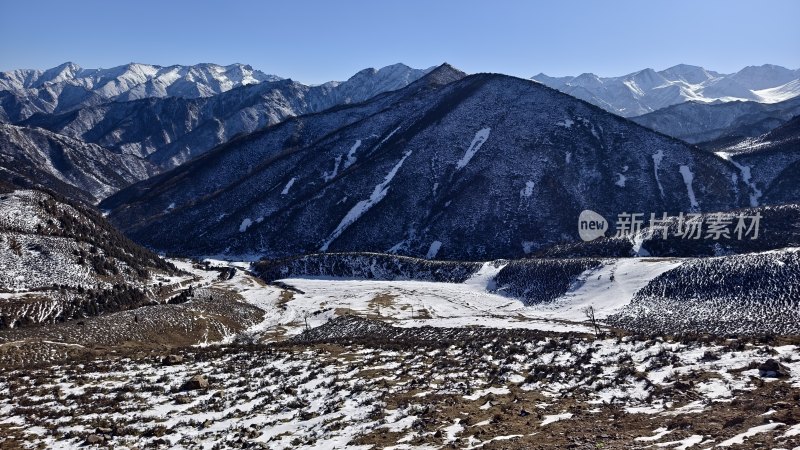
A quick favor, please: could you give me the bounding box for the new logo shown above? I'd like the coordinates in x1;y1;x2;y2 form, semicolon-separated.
578;210;608;242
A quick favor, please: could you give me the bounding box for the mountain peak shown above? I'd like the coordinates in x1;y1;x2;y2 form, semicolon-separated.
658;64;716;84
420;63;466;86
532;64;800;116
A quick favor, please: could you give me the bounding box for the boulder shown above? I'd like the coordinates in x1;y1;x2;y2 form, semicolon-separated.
758;359;790;378
85;434;104;445
181;374;209;390
162;354;184;366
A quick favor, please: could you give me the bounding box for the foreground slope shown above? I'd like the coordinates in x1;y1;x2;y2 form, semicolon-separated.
2;316;799;449
0;186;179;327
104;66;747;259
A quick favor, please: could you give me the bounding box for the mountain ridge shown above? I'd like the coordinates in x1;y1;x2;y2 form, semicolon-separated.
532;64;800;117
12;63;435;169
102;68;749;260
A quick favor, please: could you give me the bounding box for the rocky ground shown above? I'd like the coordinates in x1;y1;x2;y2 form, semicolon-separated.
1;316;799;449
2;260;800;449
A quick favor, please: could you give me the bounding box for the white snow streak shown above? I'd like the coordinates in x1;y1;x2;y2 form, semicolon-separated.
455;128;491;170
344;140;361;169
322;156;342;182
716;151;762;207
652;150;665;198
425;241;442;259
520;181;535;198
239;218;253;233
320;150;413;251
280;177;296;195
678;165;699;210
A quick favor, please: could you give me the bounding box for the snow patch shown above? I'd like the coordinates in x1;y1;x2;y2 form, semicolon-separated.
520;181;535;198
716;152;761;207
455;128;491;170
239;218;253;233
718;422;784;447
280;177;296;195
678;165;699;210
343;140;361;169
540;413;572;426
556;119;574;128
320;150;412;251
322;155;342;182
425;241;442;259
652;150;665;198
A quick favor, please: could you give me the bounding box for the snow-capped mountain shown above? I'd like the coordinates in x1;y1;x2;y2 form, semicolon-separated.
631;95;800;144
16;63;431;169
0;124;156;203
532;64;800;117
0;62;281;121
101;65;748;259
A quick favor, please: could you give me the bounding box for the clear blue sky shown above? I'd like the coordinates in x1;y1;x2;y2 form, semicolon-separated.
1;0;798;84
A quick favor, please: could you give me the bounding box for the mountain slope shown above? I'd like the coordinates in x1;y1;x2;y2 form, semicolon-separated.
708;116;800;206
0;186;179;327
631;96;800;144
0;124;156;203
532;64;800;117
17;64;431;169
102;66;748;260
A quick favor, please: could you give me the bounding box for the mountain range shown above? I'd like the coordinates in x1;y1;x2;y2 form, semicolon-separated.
1;60;798;261
631;95;800;144
100;65;750;260
0;62;281;121
532;64;800;117
5;63;430;169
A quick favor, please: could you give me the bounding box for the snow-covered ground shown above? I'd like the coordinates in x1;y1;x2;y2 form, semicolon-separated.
185;257;684;341
2;318;798;449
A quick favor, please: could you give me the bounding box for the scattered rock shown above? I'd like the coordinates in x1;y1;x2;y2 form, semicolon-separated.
759;359;790;378
85;434;104;445
162;354;184;366
174;394;192;404
181;374;209;390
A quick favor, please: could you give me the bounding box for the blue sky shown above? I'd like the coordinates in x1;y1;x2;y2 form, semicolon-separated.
1;0;798;84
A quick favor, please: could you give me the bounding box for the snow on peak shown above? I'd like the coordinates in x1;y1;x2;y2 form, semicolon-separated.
532;64;800;117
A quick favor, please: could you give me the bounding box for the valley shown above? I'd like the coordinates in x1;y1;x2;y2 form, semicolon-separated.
1;30;798;448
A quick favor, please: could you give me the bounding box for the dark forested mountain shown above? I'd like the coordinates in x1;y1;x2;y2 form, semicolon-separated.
631;96;800;144
14;64;430;169
0;123;156;203
102;65;749;260
705;116;800;206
